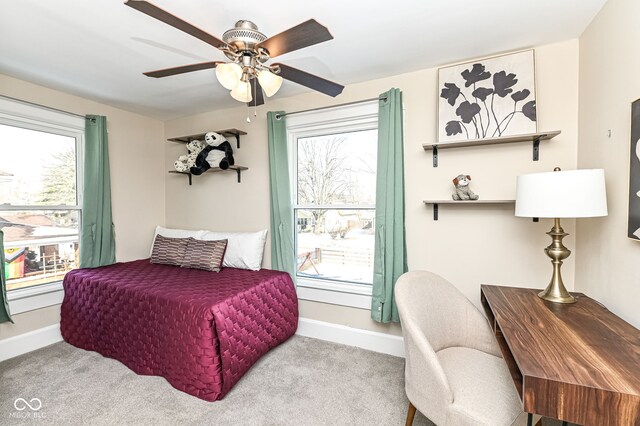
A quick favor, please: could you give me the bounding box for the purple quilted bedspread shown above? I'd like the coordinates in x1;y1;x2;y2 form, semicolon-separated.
60;259;298;401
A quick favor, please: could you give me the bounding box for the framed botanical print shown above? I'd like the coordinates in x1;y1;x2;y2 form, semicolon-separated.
438;50;537;142
628;98;640;240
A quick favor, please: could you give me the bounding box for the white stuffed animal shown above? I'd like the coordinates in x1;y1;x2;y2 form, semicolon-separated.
452;174;479;200
174;139;206;172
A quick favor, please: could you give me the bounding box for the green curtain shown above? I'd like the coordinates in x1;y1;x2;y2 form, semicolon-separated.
0;230;13;324
267;111;296;280
79;115;116;268
371;89;408;323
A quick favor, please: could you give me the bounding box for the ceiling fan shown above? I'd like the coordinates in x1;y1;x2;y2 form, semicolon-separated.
124;0;344;107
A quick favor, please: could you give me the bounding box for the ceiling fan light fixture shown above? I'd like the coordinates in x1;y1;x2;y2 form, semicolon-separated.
257;70;283;97
127;1;345;106
216;62;242;90
230;79;252;103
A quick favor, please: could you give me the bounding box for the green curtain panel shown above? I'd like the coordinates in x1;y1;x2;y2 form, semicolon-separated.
267;111;296;280
80;115;116;268
0;230;13;324
371;88;408;323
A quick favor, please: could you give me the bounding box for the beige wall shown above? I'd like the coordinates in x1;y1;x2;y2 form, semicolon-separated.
0;37;591;341
165;39;580;334
576;0;640;328
0;305;60;340
0;74;166;340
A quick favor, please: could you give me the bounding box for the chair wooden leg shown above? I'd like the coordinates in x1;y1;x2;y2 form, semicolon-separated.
405;402;417;426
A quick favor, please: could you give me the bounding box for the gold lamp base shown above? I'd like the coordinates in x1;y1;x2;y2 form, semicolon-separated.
539;218;576;304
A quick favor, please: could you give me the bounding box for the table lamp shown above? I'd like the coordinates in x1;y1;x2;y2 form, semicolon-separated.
515;168;607;303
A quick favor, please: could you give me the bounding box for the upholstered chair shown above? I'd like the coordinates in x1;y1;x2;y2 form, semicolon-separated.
395;271;527;426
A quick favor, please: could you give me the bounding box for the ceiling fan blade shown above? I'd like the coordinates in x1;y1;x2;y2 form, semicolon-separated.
249;78;265;107
256;19;333;58
275;63;344;97
125;0;227;50
143;61;223;78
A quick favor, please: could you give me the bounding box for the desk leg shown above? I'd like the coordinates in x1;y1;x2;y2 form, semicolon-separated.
527;413;533;426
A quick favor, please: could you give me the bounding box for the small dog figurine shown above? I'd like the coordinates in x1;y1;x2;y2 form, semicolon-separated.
452;174;479;200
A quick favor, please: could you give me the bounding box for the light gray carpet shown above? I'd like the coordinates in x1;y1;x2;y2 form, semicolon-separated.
0;337;571;426
0;336;432;426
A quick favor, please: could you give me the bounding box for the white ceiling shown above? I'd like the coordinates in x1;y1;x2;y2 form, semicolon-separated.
0;0;606;120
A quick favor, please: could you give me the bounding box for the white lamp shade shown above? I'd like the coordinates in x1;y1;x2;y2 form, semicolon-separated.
257;70;283;97
515;169;608;218
230;80;252;103
216;63;242;90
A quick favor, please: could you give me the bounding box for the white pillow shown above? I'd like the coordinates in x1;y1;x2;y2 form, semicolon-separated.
150;226;206;256
200;230;267;271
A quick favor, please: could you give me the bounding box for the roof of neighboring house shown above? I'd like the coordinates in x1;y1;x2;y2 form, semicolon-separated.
0;213;76;242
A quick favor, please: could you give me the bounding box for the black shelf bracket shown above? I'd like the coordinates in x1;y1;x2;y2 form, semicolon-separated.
433;203;439;221
533;137;541;161
188;173;192;186
227;131;241;149
236;169;242;183
433;145;439;167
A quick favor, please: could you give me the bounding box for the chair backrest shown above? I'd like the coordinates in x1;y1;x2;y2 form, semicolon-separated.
395;270;482;354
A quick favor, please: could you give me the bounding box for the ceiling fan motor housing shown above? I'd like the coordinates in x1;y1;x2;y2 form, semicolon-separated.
223;20;267;53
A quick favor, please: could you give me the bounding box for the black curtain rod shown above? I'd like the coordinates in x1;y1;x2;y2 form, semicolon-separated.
275;96;387;120
0;94;86;119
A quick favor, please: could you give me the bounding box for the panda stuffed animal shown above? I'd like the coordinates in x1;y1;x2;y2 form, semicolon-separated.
190;132;235;175
174;139;206;172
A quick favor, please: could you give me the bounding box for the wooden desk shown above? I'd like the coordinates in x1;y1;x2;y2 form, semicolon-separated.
480;285;640;426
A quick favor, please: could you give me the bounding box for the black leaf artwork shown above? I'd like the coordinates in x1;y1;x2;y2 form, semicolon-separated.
493;71;518;97
472;87;493;102
456;101;481;124
511;89;530;102
522;100;536;121
461;64;491;87
440;83;461;106
439;52;536;140
445;120;463;136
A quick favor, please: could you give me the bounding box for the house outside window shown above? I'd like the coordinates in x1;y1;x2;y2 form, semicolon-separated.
0;97;84;313
287;101;378;309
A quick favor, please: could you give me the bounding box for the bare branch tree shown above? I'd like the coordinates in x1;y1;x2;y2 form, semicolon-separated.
297;136;352;232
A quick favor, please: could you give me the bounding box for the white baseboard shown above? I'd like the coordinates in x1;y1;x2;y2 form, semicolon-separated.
0;319;405;362
296;317;405;357
0;324;63;362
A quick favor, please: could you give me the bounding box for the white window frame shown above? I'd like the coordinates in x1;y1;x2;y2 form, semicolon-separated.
287;101;378;309
0;97;84;314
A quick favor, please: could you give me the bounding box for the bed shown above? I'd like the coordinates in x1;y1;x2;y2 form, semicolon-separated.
60;259;298;401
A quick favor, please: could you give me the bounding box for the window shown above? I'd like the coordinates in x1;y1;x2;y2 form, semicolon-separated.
0;97;83;313
288;101;378;308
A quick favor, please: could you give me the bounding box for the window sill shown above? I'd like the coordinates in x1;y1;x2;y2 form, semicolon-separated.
296;277;372;310
7;281;64;315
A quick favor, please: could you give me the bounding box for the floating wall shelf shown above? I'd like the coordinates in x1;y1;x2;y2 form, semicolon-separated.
168;127;248;185
169;165;248;185
168;128;247;149
423;199;515;221
422;130;561;167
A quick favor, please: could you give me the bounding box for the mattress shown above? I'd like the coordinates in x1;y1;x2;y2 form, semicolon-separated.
60;259;298;401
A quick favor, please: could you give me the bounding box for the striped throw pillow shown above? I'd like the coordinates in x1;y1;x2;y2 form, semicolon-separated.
181;238;228;272
150;234;189;266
